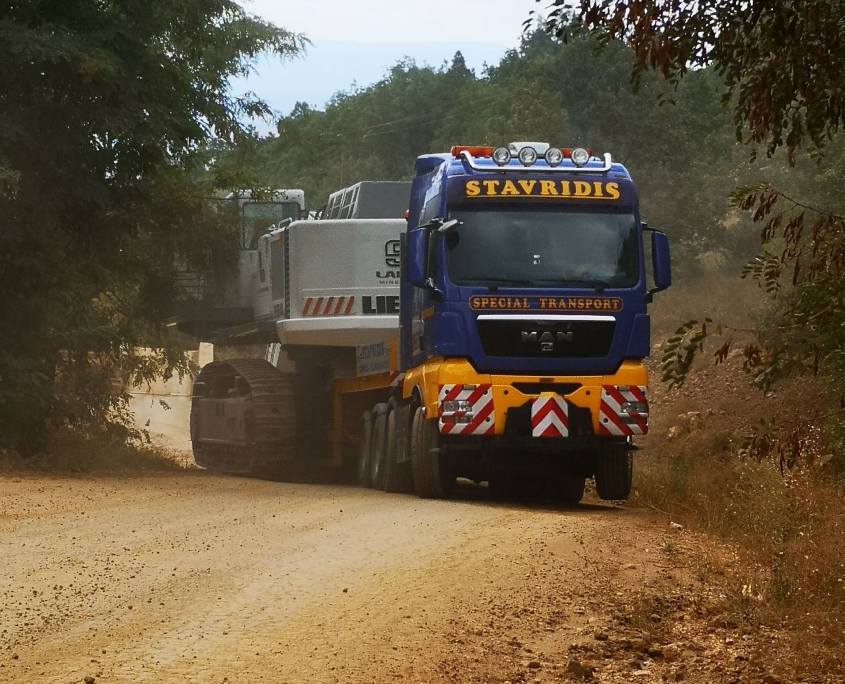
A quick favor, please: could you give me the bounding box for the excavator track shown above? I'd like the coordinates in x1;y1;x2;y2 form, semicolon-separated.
190;359;296;477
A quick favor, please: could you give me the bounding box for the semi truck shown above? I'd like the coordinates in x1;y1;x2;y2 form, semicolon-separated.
185;143;671;502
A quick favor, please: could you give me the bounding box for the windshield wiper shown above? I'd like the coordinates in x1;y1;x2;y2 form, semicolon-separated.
469;278;538;292
460;278;611;293
528;278;610;293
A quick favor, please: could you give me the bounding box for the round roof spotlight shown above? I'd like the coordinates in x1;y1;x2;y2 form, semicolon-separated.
571;147;590;167
492;146;511;166
517;145;538;166
545;147;564;167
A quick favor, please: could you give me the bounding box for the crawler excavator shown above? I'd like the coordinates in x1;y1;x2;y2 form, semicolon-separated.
179;181;411;479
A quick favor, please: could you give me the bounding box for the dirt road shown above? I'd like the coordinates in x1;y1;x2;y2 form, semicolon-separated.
0;473;770;684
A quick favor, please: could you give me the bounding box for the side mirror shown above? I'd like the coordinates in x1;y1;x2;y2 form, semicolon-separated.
651;230;671;292
407;229;428;286
437;218;460;234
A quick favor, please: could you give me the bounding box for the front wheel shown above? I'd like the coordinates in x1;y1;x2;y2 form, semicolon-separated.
594;445;633;500
410;407;450;499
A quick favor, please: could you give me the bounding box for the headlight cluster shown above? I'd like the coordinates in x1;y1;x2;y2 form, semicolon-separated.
620;401;649;415
441;400;473;415
491;145;591;168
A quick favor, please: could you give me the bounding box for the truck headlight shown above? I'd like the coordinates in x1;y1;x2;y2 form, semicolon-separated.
620;401;648;415
492;147;511;165
545;147;563;167
517;146;538;166
570;147;590;167
442;400;473;414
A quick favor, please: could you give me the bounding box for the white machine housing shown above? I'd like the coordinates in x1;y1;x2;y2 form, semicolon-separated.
255;218;406;348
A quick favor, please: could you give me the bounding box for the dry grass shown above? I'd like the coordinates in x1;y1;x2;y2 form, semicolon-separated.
634;362;845;676
634;460;845;675
0;426;193;473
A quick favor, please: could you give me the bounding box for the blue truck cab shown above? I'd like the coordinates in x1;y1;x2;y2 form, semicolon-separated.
398;142;671;500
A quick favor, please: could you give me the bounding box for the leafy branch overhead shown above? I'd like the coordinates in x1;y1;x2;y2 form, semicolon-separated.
545;0;845;162
660;179;845;390
660;319;710;389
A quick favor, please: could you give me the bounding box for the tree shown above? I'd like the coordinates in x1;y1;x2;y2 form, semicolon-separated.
0;0;304;454
545;2;845;402
544;1;845;161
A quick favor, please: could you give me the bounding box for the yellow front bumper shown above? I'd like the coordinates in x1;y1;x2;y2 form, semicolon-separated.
403;358;648;436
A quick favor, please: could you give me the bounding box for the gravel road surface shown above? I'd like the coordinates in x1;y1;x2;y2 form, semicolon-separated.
1;473;729;684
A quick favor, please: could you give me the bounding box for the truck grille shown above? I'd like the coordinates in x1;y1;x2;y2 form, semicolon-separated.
476;318;615;358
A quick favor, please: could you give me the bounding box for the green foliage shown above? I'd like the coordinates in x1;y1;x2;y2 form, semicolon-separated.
549;0;845;161
0;0;303;455
734;182;845;391
660;319;711;389
740;250;782;296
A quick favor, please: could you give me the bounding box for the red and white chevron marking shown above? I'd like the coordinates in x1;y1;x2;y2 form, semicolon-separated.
438;384;495;435
599;385;649;436
531;397;569;437
389;371;405;387
301;296;355;317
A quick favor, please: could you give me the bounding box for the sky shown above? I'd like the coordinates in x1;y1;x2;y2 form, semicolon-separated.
234;0;543;134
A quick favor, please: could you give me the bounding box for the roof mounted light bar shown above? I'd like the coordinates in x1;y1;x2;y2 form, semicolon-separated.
459;150;613;174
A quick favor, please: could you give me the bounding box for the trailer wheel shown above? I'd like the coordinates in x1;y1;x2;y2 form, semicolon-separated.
384;406;412;493
357;410;373;488
594;445;633;500
410;407;449;499
370;403;389;489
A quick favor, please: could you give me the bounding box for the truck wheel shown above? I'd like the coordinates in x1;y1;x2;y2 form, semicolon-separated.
357;410;373;488
370;404;389;489
552;476;586;506
410;407;448;499
594;445;633;500
384;406;412;493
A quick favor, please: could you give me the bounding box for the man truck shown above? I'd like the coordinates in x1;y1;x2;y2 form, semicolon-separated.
185;143;671;502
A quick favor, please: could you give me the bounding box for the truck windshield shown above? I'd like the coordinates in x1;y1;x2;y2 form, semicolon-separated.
445;208;639;288
242;201;301;249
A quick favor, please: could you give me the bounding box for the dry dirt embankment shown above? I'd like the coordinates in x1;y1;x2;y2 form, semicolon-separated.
0;471;811;684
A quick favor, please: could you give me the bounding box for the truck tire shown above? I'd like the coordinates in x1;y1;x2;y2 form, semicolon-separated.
410;407;449;499
357;410;373;488
384;406;412;493
594;445;633;500
370;403;389;489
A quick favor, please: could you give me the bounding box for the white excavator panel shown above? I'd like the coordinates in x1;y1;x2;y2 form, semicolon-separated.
276;219;405;348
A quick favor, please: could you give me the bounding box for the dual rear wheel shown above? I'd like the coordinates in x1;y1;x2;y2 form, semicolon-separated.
409;406;453;499
359;403;632;502
358;403;412;492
